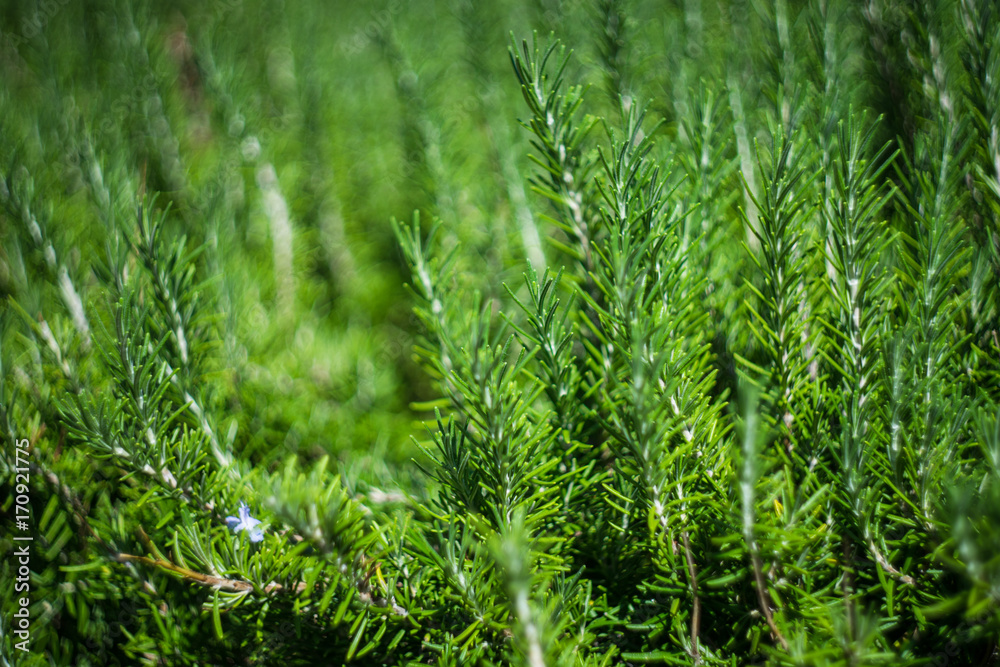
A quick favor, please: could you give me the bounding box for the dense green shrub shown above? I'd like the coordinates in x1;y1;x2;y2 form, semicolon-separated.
1;0;999;665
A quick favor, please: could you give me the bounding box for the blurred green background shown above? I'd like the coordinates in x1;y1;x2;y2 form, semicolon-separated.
1;0;562;477
0;0;770;478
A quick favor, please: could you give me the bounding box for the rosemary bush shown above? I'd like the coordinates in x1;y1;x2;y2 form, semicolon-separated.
1;0;999;665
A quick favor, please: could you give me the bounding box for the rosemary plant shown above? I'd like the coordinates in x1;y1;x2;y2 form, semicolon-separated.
1;1;999;665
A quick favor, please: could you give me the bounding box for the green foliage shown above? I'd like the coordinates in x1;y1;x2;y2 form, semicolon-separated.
2;0;1000;665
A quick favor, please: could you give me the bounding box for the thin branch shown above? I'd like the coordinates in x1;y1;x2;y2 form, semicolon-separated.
867;537;915;587
681;530;702;663
114;553;251;592
750;544;789;651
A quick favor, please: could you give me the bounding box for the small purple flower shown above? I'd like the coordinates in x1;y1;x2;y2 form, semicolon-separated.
226;501;264;543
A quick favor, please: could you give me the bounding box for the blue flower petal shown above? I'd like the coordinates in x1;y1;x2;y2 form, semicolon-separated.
227;502;264;542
